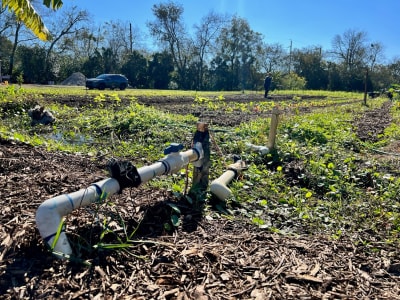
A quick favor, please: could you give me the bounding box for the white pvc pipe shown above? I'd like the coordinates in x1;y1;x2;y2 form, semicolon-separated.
210;159;247;201
245;142;270;155
209;169;236;201
36;145;202;258
36;178;120;257
138;149;199;182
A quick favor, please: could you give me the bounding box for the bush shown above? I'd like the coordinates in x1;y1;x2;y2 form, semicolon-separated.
280;73;307;90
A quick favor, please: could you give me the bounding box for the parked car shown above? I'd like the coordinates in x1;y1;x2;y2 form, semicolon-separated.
85;74;128;90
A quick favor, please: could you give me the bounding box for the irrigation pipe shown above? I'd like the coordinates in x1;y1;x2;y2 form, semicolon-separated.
370;148;400;157
210;107;281;201
36;142;203;258
210;157;247;201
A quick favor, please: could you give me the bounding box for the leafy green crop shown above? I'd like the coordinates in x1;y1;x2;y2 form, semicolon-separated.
2;85;400;257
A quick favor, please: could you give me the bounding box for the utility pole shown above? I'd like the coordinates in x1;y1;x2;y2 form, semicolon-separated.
288;40;292;74
363;44;374;105
129;23;133;54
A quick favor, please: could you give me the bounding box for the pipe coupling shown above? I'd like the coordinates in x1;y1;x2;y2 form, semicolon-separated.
107;158;141;191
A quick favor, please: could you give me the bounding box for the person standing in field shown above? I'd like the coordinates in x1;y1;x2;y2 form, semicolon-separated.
264;73;272;98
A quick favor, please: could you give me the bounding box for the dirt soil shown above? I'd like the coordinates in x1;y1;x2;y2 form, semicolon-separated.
1;94;400;299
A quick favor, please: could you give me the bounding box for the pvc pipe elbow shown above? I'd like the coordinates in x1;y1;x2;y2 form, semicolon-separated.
210;169;236;201
210;180;232;201
36;178;120;258
36;196;74;257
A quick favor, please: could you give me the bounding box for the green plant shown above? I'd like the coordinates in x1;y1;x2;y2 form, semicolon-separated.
17;73;24;86
3;87;400;258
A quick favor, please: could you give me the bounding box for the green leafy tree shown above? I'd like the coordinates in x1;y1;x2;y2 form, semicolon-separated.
292;47;328;90
388;58;400;84
147;1;192;89
370;64;393;91
16;45;47;83
0;36;13;75
209;55;230;90
147;51;174;89
212;16;263;91
81;49;104;78
102;47;118;74
279;72;307;90
121;50;148;88
325;62;341;91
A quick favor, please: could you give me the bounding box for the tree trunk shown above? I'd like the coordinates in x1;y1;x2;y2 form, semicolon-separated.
8;22;21;76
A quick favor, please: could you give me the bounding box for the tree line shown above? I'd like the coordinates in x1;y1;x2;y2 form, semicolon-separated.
1;1;400;92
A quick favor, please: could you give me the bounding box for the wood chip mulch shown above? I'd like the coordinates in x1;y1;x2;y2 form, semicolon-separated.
1;101;400;299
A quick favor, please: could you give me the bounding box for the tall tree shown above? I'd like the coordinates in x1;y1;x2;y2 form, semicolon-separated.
81;49;104;78
331;29;368;71
121;50;148;88
0;36;13;77
367;42;384;72
388;58;400;84
16;45;47;83
147;51;174;89
331;29;375;91
147;1;191;89
102;20;132;60
4;1;47;76
0;4;14;36
7;20;21;76
212;16;263;90
44;5;89;80
292;47;328;90
193;11;226;90
260;43;287;73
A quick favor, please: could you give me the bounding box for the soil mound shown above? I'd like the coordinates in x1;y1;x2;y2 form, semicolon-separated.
60;72;86;86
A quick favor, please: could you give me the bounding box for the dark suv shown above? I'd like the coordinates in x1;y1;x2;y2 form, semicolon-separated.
85;74;128;90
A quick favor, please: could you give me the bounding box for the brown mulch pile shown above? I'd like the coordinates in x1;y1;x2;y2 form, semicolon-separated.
1;97;400;299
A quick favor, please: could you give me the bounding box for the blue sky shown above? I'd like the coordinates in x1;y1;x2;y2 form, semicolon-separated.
70;0;400;62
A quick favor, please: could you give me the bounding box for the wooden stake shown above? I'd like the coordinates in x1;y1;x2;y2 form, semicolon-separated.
267;107;281;150
190;122;210;203
363;68;368;106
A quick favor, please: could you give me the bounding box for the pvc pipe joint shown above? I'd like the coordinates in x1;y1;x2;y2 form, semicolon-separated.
35;178;120;257
210;160;247;201
36;143;204;258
